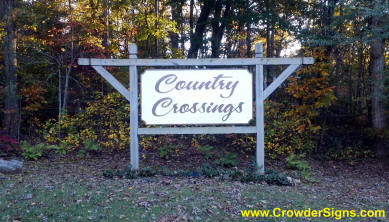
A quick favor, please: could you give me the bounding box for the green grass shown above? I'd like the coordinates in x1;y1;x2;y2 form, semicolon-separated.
1;176;387;222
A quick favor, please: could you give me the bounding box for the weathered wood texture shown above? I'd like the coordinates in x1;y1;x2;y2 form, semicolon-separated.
78;57;314;66
129;44;139;170
78;43;314;173
138;126;257;135
255;44;265;174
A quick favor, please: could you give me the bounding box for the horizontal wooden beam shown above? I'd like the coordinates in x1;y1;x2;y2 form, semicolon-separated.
138;126;257;135
78;57;314;66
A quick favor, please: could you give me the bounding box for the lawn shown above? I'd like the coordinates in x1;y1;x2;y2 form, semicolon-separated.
0;158;388;222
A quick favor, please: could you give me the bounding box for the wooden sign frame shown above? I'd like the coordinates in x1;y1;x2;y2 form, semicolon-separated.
78;43;314;174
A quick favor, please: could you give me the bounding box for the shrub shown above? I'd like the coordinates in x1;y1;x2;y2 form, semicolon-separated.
43;92;129;152
21;142;59;160
285;153;310;171
285;153;311;178
21;141;43;160
159;143;179;159
197;163;220;177
215;152;238;167
0;134;20;155
225;169;243;180
160;169;194;177
138;167;156;177
240;166;290;186
261;169;290;186
103;169;114;178
197;145;213;159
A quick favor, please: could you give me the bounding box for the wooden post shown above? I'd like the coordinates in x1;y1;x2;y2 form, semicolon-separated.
255;43;265;175
129;43;139;170
78;45;313;173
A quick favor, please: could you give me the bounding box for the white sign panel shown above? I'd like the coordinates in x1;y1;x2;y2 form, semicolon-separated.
141;69;252;125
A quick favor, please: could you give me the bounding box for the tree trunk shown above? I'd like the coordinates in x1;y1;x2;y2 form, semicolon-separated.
154;0;160;58
188;0;215;58
370;7;386;130
210;0;231;58
370;38;385;129
189;0;194;37
62;0;74;111
246;23;252;58
169;0;183;51
2;0;20;138
369;0;387;159
102;0;110;53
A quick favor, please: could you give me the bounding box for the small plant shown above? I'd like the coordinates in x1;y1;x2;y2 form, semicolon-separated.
78;139;101;158
240;165;260;183
0;134;20;155
285;153;311;178
103;169;114;178
138;167;156;177
53;142;69;155
84;139;100;152
21;142;44;160
159;144;178;159
238;163;290;185
198;163;220;177
225;169;243;180
160;169;194;177
198;145;213;159
215;152;238;168
261;169;290;186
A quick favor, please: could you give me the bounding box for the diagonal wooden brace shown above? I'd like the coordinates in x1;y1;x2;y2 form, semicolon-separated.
263;64;300;100
92;66;130;101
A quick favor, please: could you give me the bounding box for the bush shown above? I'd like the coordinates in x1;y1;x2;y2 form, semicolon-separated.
21;142;59;160
261;169;290;186
240;166;290;186
43;92;130;153
197;145;213;159
285;153;311;178
103;169;114;178
159;143;179;159
21;141;43;160
160;169;194;177
138;167;156;177
215;151;238;167
0;134;20;155
197;163;220;177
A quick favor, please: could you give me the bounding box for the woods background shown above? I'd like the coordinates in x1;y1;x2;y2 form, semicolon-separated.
1;0;388;162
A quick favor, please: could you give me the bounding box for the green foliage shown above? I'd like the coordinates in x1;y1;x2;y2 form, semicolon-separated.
262;169;290;186
78;139;101;158
138;167;156;177
102;164;290;186
55;142;69;155
160;169;194;177
102;169;114;178
240;166;290;186
21;141;44;161
197;145;213;159
43;92;129;153
159;143;179;159
197;164;221;178
214;152;238;168
225;169;243;180
323;147;375;162
285;153;311;178
21;141;59;160
103;165;156;179
84;139;100;152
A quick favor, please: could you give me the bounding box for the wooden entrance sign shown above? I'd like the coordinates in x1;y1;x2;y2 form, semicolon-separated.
78;43;314;174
